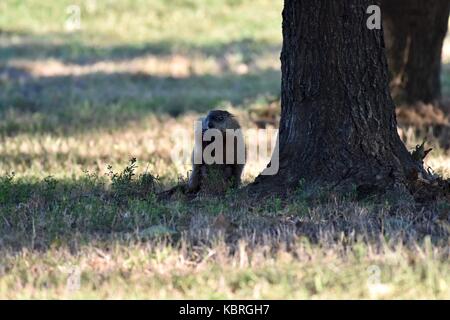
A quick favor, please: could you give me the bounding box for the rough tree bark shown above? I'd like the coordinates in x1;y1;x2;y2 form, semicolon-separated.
252;0;423;195
381;0;450;105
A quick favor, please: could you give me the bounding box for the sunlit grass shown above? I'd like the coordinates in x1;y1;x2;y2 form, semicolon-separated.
0;0;282;45
0;240;448;299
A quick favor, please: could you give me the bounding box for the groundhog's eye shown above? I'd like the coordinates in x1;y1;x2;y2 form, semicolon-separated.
216;116;224;121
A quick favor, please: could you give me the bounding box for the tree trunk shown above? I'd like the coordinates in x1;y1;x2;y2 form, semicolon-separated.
252;0;421;194
382;0;450;105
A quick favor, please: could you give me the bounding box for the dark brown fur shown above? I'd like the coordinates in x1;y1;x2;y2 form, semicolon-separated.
187;110;245;194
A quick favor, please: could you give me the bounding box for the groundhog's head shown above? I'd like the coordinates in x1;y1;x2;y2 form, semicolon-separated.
202;110;240;132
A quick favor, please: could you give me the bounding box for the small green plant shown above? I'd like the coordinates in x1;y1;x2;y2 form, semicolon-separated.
411;140;433;162
107;158;160;203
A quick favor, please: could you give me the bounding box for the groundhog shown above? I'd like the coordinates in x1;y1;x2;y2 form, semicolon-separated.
187;110;245;194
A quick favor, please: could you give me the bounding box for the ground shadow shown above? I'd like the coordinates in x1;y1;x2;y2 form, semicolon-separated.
0;68;280;135
0;174;448;252
0;32;281;65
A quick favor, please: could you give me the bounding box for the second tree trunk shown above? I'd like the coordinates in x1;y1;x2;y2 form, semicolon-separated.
382;0;450;105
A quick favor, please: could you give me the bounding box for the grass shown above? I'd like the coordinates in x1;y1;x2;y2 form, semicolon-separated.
0;0;282;134
0;0;449;299
1;239;448;299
